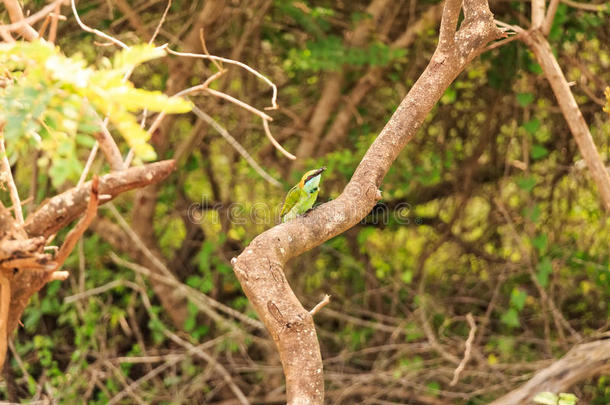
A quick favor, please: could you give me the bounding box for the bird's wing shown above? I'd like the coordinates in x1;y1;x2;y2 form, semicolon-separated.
280;185;303;218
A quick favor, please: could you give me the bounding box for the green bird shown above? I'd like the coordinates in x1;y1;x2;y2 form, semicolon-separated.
280;167;326;222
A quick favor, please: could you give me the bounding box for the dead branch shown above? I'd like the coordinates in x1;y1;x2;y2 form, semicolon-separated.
490;339;610;405
24;160;176;238
230;0;503;402
1;0;41;40
521;29;610;212
0;132;24;224
450;313;477;386
51;176;99;269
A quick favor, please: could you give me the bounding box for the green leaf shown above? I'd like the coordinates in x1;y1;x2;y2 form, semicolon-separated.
510;288;527;310
524;204;542;222
534;392;559;405
523;118;540;135
531;144;549;160
113;44;166;71
106;87;193;113
537;257;553;288
558;393;578;405
517;176;536;192
532;234;548;253
517;92;534;107
501;308;520;328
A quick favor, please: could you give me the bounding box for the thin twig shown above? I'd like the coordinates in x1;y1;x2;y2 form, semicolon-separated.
52;176;100;269
450;313;477;386
191;106;282;187
203;88;273;121
71;0;129;49
149;0;171;44
146;69;226;136
309;294;331;316
0;274;10;369
484;32;523;53
166;48;278;110
108;251;264;331
262;118;296;160
543;0;560;36
561;0;607;12
47;1;62;44
199;28;223;72
0;132;24;224
161;329;250;405
77;142;99;187
94;116;125;171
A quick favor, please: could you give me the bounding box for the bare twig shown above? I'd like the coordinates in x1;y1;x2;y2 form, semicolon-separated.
161;329;250;405
146;69;226;136
262;119;296;160
450;313;477;386
561;0;607;12
47;1;62;43
166;48;278;110
94;116;126;171
203;87;273;121
191;106;282;187
149;0;172;44
71;0;129;49
542;0;560;36
108;251;264;331
0;273;10;370
77;142;99;187
309;294;331;316
521;29;610;212
1;0;41;40
0;132;24;224
52;176;100;269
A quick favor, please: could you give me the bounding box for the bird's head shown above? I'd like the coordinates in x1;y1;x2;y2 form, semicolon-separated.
299;167;326;193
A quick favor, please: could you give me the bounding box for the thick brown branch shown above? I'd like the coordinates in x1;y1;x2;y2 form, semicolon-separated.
490;340;610;405
24;160;176;238
231;1;502;403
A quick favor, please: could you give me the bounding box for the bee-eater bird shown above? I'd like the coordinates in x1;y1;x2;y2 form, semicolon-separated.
280;167;326;222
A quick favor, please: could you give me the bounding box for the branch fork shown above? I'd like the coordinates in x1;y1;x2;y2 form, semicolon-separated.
231;1;502;403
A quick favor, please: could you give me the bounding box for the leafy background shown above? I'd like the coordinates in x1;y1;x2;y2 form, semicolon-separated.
1;0;609;403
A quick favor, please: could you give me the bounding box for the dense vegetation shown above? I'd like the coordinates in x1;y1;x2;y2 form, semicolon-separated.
1;0;609;403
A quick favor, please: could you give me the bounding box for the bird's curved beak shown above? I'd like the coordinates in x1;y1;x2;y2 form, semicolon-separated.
314;167;326;176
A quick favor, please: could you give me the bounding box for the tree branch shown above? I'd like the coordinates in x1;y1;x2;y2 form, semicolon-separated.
1;0;40;40
230;0;502;402
521;29;610;212
24;160;176;238
490;340;610;405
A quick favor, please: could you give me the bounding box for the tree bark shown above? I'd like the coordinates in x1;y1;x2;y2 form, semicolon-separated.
231;1;503;403
490;339;610;405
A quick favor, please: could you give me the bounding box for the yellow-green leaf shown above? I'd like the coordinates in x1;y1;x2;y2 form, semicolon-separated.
113;44;166;71
107;87;192;113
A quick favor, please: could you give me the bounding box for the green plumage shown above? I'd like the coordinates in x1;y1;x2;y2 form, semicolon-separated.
280;167;325;222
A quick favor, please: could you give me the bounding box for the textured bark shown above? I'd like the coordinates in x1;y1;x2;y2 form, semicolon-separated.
24;160;176;238
490;339;610;405
231;1;503;403
0;161;175;338
521;29;610;212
